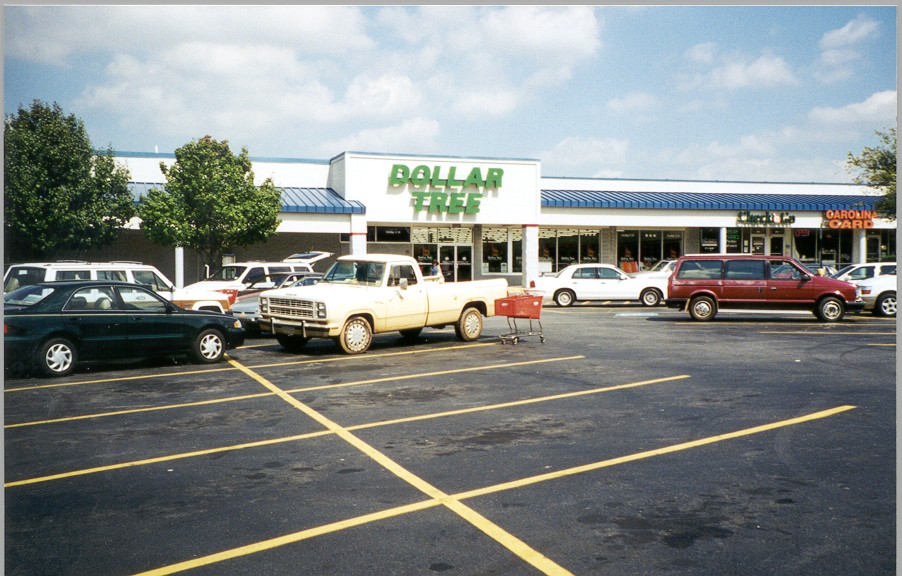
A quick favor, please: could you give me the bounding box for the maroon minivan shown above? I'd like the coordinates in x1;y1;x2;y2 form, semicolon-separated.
666;254;865;322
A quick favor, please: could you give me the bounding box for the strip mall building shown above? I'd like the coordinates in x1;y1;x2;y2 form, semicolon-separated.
116;150;895;287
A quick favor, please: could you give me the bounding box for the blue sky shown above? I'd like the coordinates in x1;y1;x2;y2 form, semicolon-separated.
4;5;897;183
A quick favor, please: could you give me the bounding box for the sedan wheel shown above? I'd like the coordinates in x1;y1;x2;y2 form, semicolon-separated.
193;329;226;363
38;338;77;377
640;288;662;307
554;290;575;307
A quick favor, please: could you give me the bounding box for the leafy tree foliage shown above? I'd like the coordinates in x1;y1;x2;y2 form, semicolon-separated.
4;100;134;262
847;128;896;220
138;136;282;273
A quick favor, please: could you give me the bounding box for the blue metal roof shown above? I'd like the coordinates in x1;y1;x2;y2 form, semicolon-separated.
279;187;365;214
128;183;365;215
541;190;880;212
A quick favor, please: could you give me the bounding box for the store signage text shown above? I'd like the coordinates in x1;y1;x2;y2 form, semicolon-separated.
388;163;504;214
824;209;876;229
737;210;796;226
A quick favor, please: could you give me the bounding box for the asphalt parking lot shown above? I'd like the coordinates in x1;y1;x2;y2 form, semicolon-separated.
5;304;896;575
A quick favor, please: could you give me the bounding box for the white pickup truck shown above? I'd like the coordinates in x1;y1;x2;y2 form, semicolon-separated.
259;254;509;354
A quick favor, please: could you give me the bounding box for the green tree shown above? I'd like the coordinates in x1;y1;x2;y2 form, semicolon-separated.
4;100;134;262
846;128;896;220
138;135;282;273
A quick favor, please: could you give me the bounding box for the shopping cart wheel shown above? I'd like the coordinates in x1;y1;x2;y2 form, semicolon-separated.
512;337;519;345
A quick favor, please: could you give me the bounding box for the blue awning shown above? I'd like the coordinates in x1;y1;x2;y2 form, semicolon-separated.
541;190;880;212
128;183;366;215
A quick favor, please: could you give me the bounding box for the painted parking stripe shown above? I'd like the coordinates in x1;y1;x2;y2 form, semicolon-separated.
134;404;856;576
226;359;576;576
5;355;585;429
7;365;680;488
4;342;499;393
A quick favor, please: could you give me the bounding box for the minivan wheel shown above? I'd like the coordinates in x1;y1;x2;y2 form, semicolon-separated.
640;288;662;307
875;292;896;317
688;296;716;321
815;296;845;322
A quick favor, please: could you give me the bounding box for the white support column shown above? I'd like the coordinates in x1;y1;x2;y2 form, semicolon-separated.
350;213;368;255
174;246;184;288
855;229;868;263
719;227;728;254
522;224;539;288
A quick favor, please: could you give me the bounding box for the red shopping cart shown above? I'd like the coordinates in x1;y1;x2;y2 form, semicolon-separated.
494;290;544;344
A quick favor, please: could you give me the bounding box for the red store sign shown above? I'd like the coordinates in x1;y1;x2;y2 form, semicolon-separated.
824;209;876;229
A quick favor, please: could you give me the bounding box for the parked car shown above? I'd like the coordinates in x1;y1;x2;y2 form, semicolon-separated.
4;281;245;377
830;262;896;284
631;259;677;278
3;261;232;313
800;262;838;277
666;254;864;322
857;274;897;317
529;263;669;307
185;252;332;296
231;273;322;336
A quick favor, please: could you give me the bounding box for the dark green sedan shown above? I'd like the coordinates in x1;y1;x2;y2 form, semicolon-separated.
4;281;246;377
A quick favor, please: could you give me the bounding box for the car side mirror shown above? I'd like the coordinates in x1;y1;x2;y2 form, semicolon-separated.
399;278;409;290
800;274;811;282
620;274;629;280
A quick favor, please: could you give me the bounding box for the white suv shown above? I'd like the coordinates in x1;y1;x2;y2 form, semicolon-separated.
3;261;232;313
185;252;332;295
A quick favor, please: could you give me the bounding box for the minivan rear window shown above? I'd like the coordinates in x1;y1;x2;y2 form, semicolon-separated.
676;260;722;280
725;260;767;280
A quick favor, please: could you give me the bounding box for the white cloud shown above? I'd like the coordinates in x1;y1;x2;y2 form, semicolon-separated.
317;117;441;156
808;90;897;125
679;49;797;91
815;15;881;84
607;92;659;114
538;136;630;175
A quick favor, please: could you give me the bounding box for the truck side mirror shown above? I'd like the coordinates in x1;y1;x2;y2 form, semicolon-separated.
399;278;409;290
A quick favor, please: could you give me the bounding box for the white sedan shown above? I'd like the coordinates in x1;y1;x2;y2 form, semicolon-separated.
529;263;669;307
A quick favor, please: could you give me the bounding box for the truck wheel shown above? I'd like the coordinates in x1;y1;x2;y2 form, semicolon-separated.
640;288;662;307
688;296;717;321
815;296;845;322
276;334;309;353
454;307;483;341
875;292;896;317
38;337;77;377
192;329;225;363
554;289;575;307
339;316;372;354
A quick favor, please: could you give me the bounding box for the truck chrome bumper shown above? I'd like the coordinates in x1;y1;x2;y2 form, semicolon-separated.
268;319;333;339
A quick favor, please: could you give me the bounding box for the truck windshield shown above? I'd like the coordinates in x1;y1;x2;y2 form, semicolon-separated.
323;261;385;287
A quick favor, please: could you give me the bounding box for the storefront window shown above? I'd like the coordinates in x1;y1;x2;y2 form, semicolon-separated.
482;227;509;273
664;231;683;259
580;231;599;263
699;228;720;253
511;228;523;273
640;231;661;269
539;229;556;273
725;228;742;253
617;231;639;272
557;229;579;270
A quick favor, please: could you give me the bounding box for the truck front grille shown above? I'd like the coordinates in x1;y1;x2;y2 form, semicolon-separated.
269;298;315;320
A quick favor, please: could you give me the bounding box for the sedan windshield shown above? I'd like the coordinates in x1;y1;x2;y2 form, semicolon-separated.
4;285;56;307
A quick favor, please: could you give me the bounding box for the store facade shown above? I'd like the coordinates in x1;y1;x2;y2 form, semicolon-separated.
118;151;895;287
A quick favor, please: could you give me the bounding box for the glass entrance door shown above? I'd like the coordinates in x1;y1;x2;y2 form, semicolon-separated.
438;245;472;282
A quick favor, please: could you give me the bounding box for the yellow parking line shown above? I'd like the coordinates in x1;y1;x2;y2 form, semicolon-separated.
759;331;896;336
4;343;499;393
134;404;856;576
5;355;584;429
6;373;685;486
227;359;575;576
